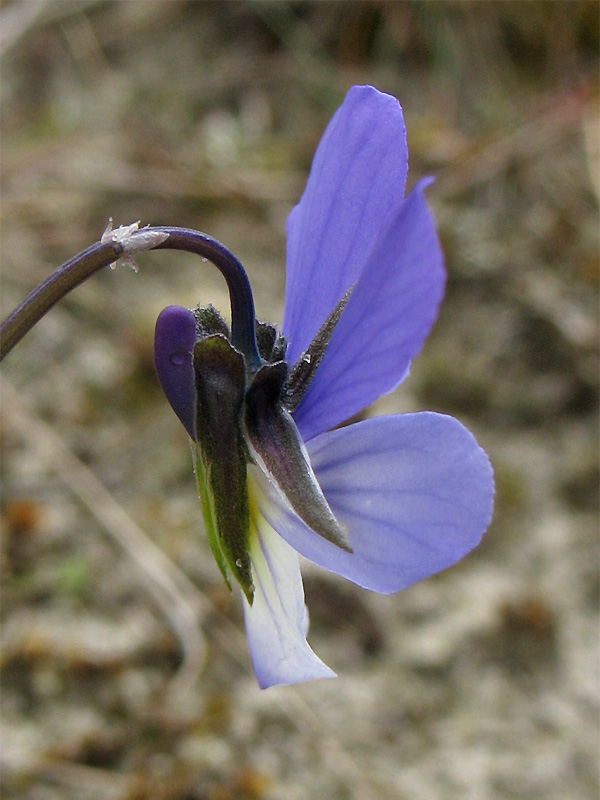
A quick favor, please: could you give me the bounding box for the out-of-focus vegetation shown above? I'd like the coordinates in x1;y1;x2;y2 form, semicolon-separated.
1;3;598;800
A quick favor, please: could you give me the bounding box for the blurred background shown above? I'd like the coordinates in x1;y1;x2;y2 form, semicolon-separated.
1;2;598;799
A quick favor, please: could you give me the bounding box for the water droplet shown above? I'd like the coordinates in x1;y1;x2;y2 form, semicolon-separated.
235;558;243;568
170;352;186;366
302;353;311;364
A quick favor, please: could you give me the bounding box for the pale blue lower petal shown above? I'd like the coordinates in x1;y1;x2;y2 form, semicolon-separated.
243;487;336;689
252;413;494;594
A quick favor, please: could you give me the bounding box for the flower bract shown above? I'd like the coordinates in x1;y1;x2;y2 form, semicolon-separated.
154;85;494;688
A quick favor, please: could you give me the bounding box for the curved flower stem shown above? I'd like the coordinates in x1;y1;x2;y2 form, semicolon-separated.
0;239;122;362
0;225;262;370
151;227;262;371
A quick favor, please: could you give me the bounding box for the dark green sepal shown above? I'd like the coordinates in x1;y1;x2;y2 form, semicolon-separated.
193;334;254;603
193;442;231;592
245;361;352;552
255;320;288;363
193;304;230;340
283;285;354;411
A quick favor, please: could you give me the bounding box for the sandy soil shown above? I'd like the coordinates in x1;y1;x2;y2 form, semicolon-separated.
1;3;598;799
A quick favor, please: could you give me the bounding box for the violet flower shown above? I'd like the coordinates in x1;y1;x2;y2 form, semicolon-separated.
154;85;494;689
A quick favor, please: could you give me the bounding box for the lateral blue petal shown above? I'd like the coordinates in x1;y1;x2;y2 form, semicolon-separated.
252;413;494;594
293;180;445;442
154;305;196;439
243;495;336;689
282;85;408;366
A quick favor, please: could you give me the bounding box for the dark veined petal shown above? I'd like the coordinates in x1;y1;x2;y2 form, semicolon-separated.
282;85;408;366
292;180;445;442
243;490;336;689
154;305;197;439
251;413;494;594
245;361;350;552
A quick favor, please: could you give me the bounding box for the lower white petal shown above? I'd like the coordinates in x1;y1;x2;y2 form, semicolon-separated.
243;480;336;689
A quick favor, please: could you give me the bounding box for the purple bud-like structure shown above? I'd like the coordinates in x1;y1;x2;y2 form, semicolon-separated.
154;305;196;439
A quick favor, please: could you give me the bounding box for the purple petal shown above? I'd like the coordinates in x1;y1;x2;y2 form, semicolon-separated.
243;495;336;689
251;413;493;594
282;85;408;366
154;305;196;439
293;180;445;442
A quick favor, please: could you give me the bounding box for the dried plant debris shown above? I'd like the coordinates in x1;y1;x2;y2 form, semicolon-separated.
1;3;598;800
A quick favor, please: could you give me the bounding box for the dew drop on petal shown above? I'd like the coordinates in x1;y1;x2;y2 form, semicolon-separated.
170;352;186;366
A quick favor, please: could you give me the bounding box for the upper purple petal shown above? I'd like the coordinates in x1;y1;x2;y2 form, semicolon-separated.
154;305;196;439
282;85;408;366
251;412;494;594
292;180;445;442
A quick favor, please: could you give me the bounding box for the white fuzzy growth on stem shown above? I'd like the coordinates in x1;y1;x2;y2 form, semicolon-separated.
101;219;170;272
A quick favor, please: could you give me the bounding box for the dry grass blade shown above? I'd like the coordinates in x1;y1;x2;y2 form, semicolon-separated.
434;89;590;202
1;375;399;799
0;755;131;800
278;690;404;800
1;376;206;699
0;0;103;57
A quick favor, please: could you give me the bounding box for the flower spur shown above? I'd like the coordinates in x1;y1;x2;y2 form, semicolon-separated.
154;85;494;689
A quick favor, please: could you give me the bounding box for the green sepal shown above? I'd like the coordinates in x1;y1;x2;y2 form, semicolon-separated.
193;304;230;340
192;440;231;590
193;334;254;603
